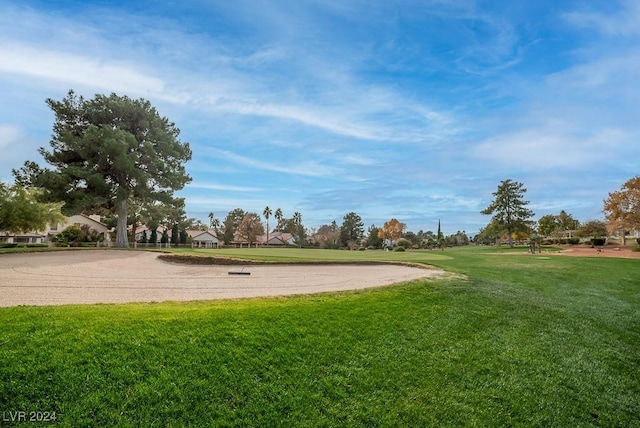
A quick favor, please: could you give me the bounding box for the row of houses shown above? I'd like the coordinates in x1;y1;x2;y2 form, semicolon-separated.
133;225;296;248
2;216;300;248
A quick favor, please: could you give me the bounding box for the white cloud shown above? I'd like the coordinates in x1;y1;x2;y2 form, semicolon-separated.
186;183;263;192
0;124;31;182
0;124;21;151
0;42;186;104
185;196;269;210
564;0;640;37
207;148;342;178
472;126;626;170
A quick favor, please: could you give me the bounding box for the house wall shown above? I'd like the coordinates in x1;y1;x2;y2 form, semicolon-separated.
45;214;112;244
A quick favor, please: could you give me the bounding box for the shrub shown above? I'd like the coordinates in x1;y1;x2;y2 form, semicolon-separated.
396;238;411;249
637;238;640;246
567;238;580;245
51;225;82;246
591;238;606;247
393;246;406;252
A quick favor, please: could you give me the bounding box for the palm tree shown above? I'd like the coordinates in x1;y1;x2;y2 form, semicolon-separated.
208;212;215;228
274;208;283;231
263;206;272;246
211;218;221;238
293;211;303;248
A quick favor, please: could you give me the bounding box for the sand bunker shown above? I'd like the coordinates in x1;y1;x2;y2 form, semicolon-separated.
0;250;445;307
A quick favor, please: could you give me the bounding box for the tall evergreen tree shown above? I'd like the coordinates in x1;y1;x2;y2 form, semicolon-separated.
13;90;192;248
481;179;535;247
171;223;179;245
340;212;365;248
149;228;158;244
366;224;383;248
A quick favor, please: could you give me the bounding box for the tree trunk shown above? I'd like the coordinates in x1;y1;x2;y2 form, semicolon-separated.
116;197;129;248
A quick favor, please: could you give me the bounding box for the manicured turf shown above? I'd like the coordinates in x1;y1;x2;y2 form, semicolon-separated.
162;246;454;263
0;246;638;426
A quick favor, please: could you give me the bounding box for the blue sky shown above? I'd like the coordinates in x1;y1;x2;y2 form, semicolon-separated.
1;1;638;235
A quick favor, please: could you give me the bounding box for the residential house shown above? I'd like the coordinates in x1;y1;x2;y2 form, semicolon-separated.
264;231;295;246
133;225;166;243
47;214;112;245
1;214;112;245
231;231;296;247
188;230;220;248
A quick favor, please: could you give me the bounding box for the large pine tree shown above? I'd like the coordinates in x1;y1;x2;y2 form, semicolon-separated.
13;91;192;247
481;179;534;247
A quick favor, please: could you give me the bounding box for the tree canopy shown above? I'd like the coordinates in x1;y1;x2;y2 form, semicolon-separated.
575;220;608;239
13;90;192;247
366;224;384;249
340;212;364;248
222;208;246;245
537;210;580;238
378;218;406;246
481;179;534;247
315;221;340;248
0;183;64;234
237;213;265;246
604;176;640;244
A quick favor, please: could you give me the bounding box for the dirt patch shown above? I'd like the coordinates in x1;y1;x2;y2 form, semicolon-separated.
0;250;447;307
554;245;640;259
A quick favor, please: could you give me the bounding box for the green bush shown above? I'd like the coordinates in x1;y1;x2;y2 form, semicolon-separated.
636;238;640;246
567;238;580;245
0;243;18;248
393;246;406;252
591;238;606;247
51;225;82;246
396;238;412;249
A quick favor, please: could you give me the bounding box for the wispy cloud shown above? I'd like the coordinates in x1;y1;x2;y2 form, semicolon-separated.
472;126;627;170
206;148;342;178
186;183;263;192
563;0;640;36
0;42;184;103
0;124;21;152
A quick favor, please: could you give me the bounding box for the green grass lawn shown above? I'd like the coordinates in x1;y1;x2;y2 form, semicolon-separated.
1;246;638;426
161;246;455;263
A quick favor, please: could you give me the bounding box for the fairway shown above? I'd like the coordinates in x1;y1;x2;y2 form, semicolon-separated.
1;246;638;427
0;250;444;306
